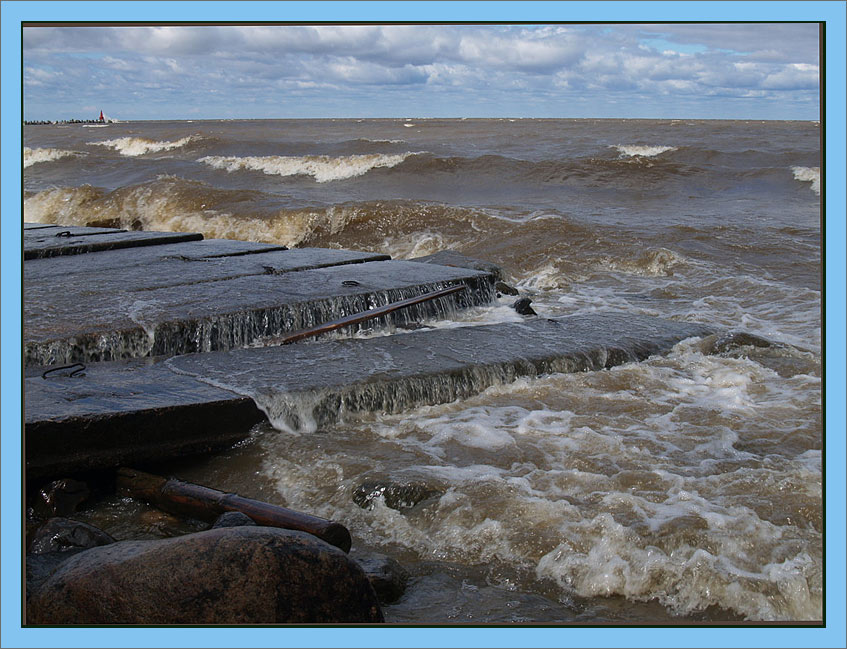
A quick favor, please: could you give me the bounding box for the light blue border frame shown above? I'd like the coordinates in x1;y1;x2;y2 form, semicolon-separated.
3;2;844;647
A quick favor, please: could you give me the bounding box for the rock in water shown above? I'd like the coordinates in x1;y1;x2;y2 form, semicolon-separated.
27;518;117;606
211;511;257;529
353;480;443;512
495;281;519;296
352;551;410;604
27;526;384;624
705;331;779;355
29;517;116;555
512;297;537;316
35;478;90;517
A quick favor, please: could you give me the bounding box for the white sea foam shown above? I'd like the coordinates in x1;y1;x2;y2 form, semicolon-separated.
23;147;83;167
612;144;677;158
250;323;820;620
791;166;820;195
198;151;419;183
89;135;198;156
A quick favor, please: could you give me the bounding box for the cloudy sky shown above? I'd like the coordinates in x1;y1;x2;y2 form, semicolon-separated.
23;23;820;121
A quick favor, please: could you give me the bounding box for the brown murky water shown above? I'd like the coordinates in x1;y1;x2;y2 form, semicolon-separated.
25;118;821;622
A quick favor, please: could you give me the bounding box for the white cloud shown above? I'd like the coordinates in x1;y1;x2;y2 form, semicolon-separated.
22;23;820;120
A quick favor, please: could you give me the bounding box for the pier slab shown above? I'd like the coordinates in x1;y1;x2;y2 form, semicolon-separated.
24;225;204;259
25;258;493;365
25;313;714;479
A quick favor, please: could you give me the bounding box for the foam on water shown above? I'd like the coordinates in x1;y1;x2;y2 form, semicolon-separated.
612;144;677;158
791;166;820;195
23;147;84;167
89;135;199;156
198;151;420;183
252;331;820;620
23;118;821;623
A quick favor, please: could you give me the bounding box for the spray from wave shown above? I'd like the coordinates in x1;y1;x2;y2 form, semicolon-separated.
89;135;199;156
198;152;420;183
23;147;84;168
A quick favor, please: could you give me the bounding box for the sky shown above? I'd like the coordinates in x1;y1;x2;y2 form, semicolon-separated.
22;22;821;121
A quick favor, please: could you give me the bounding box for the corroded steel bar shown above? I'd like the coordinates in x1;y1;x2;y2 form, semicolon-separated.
116;467;352;553
269;284;467;345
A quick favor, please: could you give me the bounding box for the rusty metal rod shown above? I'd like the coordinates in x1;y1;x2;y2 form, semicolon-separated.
268;284;467;346
116;467;352;553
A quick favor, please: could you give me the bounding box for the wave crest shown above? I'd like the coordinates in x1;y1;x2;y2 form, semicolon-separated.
23;147;84;168
613;144;678;158
791;166;820;195
198;152;420;183
89;135;200;156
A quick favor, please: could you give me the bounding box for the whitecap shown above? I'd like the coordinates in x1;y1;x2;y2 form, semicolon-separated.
23;147;83;168
89;135;198;156
791;166;820;195
198;151;420;183
612;144;677;158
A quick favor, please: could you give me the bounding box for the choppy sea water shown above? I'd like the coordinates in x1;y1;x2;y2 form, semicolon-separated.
23;118;822;622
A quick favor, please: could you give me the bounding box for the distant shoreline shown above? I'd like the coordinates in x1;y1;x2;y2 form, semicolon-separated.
24;119;113;125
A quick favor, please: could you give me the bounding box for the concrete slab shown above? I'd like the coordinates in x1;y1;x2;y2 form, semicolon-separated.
25;313;714;478
24;226;204;259
168;313;715;432
23;238;289;282
24;244;390;293
412;249;505;281
25;259;494;366
26;357;264;480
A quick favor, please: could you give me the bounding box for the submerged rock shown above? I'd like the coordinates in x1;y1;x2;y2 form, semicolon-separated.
211;511;256;529
28;517;116;555
27;526;383;624
705;331;779;355
27;517;116;606
353;480;443;512
352;550;410;604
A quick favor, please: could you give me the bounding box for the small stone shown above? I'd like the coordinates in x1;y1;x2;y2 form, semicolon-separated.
512;297;537;316
28;517;115;555
35;478;90;518
211;511;257;529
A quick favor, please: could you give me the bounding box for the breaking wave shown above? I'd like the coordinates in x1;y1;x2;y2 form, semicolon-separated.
23;147;84;168
612;144;678;158
791;166;820;195
89;135;200;156
198;152;421;183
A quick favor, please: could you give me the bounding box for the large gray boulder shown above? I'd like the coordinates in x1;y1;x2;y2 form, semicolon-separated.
27;526;383;624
